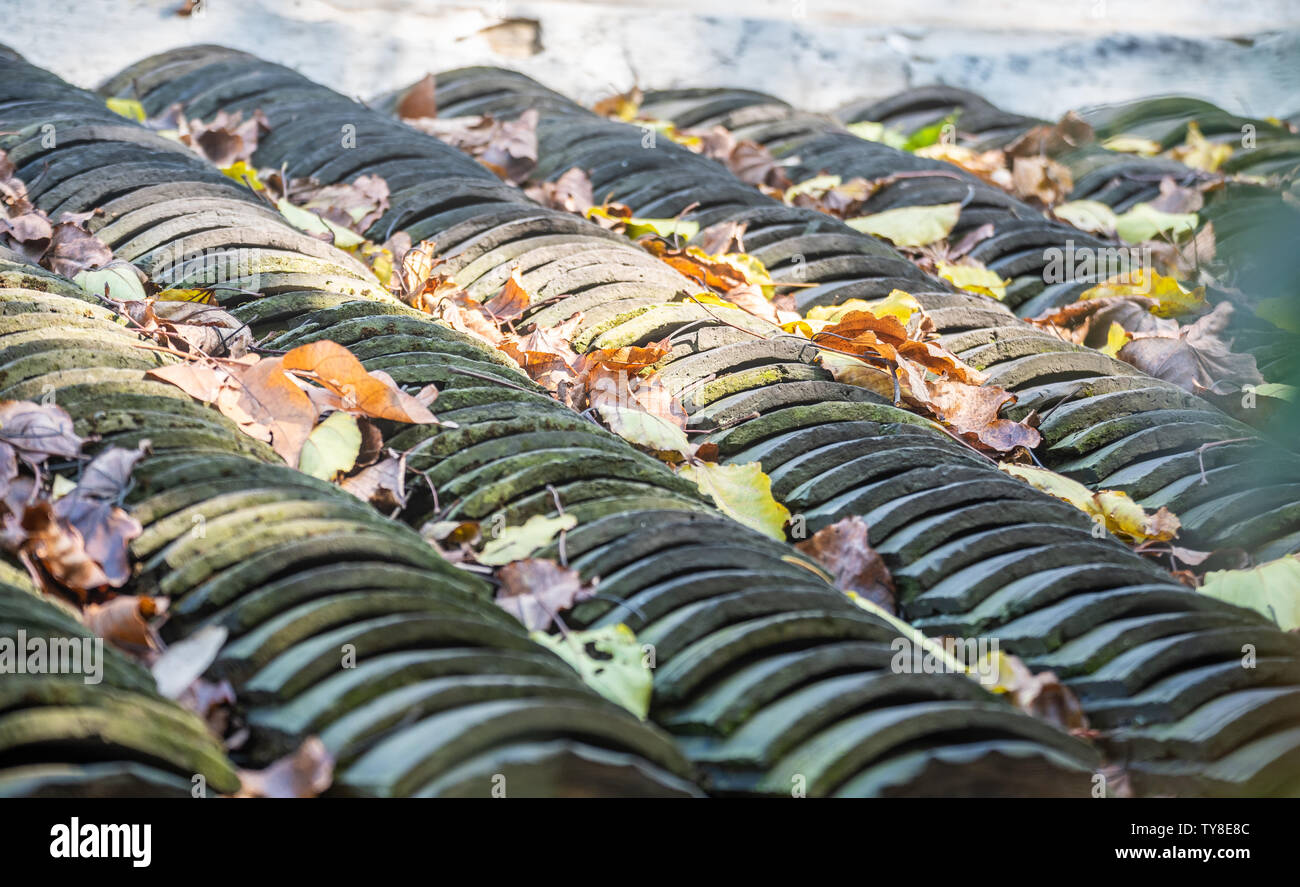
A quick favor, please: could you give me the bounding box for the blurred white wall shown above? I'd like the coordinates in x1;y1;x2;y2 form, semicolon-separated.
4;0;1298;117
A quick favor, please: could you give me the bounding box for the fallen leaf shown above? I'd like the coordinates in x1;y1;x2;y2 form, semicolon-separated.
846;203;961;248
479;514;578;567
1166;121;1232;173
981;649;1089;732
341;453;408;511
1010;155;1073;206
281;340;437;424
679;461;790;541
936;260;1009;300
53;443;148;586
1197;556;1300;631
0;401;85;466
530;624;651;718
595;403;691;461
1118;302;1263;392
298;411;362;481
495;557;594;630
795;516;895;613
236;737;333;798
82;595;161;651
999;463;1181;543
396;73;437;120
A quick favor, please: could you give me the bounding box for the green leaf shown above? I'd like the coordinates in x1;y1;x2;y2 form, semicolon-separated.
679;461;791;541
1255;383;1298;402
595;403;691;460
74;262;148;302
845;120;909;151
903;112;960;152
1199;556;1300;631
1114;202;1198;244
478;513;578;566
530;625;652;718
298;411;361;480
846;203;961;248
276;198;365;248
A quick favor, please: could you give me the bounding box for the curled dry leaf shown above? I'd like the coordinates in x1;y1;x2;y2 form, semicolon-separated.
281;340;437;424
341;452;408;511
984;649;1090;732
396;73;438;120
494;557;596;631
1118;302;1263;392
53;443;149;587
524;166;594;214
795;516;895;613
177;109;270;169
235;737;334;798
0;400;85;467
810;307;1040;452
122;299;253;358
1000;462;1181;544
1010;155;1074;206
83;594;162;653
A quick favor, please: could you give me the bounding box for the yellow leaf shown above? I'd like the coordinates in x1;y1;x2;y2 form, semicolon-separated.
679;461;791;541
1080;268;1206;318
805;289;922;326
845;120;909;151
1052;200;1119;235
716;251;776;294
106;97;146;122
784;174;842;204
999;463;1180;543
846;203;961;248
221;160;264;191
1114;203;1198;244
685;292;741;310
1166;121;1233;173
781;319;814;338
1102;134;1163;156
1100;321;1129;357
156;288;217;304
936;260;1008;300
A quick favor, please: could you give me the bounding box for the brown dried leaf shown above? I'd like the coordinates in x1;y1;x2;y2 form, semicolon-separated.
43;220;113;278
523;166;594;214
341;453;408;511
1118;302;1262;392
0;401;85;466
281;340;436;424
396;73;438;120
795;516;895;613
83;595;161;651
179;110;270;168
494;557;597;631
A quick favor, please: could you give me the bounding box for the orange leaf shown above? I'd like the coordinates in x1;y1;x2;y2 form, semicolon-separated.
281;340;435;424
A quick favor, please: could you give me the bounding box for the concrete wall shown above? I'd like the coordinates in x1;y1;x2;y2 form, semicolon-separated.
4;0;1298;119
